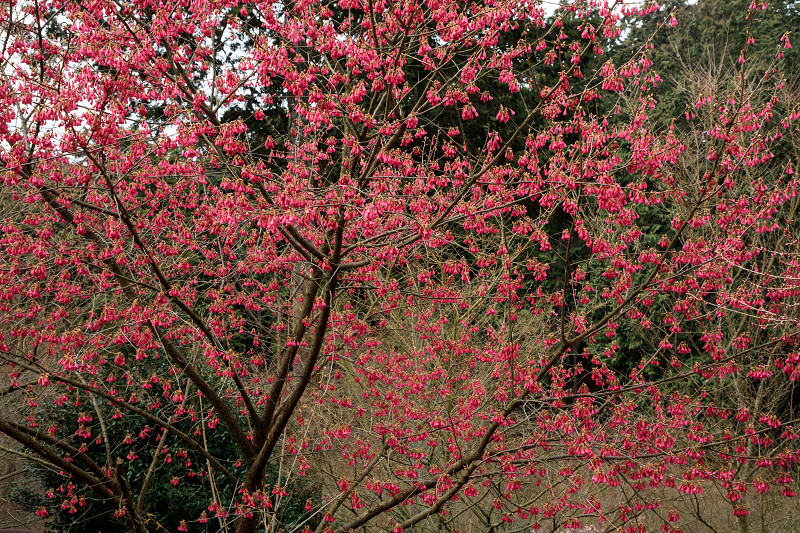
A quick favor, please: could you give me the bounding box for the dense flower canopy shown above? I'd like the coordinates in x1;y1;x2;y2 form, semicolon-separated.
1;0;799;530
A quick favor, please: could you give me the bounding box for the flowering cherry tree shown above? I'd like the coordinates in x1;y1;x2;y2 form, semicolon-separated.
1;0;799;531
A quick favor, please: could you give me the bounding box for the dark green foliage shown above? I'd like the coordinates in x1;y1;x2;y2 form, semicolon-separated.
611;0;800;130
11;366;319;533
